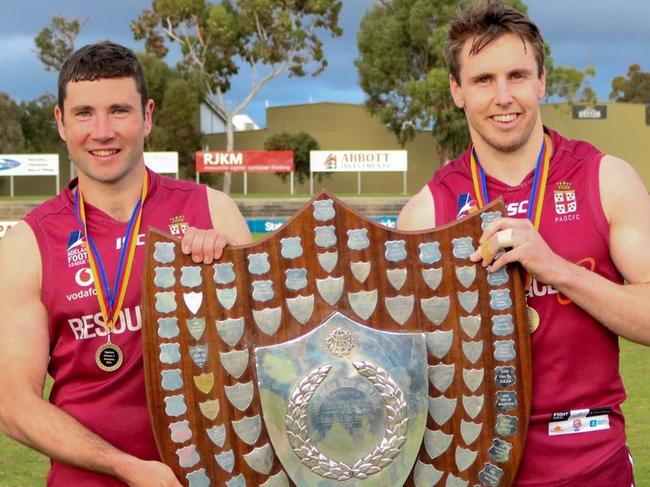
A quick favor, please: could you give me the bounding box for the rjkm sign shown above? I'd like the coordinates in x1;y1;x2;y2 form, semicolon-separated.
142;192;531;487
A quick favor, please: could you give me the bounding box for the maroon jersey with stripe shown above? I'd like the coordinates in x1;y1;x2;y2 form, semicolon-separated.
427;128;627;485
24;170;213;486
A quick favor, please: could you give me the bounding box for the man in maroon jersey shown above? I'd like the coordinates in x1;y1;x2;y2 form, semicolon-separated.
399;1;648;486
0;42;251;486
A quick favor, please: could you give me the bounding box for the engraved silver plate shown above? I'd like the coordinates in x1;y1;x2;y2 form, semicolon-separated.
455;446;478;472
316;276;344;305
225;474;245;487
419;242;441;264
347;228;370;250
317;251;338;273
421;296;450;326
159;343;181;365
224;381;254;411
157;317;179;339
161;369;183;391
490;289;512;311
193;373;214;394
496;414;518;437
154;241;175;264
217;287;237;310
387;267;407;290
414;460;444;487
154;267;175;289
216;317;245;346
494;340;517;362
220;349;249;378
169;419;192;443
422;267;443;291
199;399;220;420
460;419;482;445
494;366;517;387
496;391;518;413
429;395;457;426
423;428;453;459
252;280;274;302
186;469;209;487
385;239;407;262
207;424;227;447
214;262;235;284
348;289;378;320
183;292;203;315
253;307;282;336
314;225;337;248
458;290;479;313
215;449;235;472
180;266;202;288
455;265;477;288
232;415;262;445
487;267;509;286
189;344;208;368
313;199;335;221
452;237;475;259
426;330;453;359
463;368;484;393
260;471;290;487
479;463;504;487
350;260;371;283
481;211;502;230
429;363;455;394
460;315;481;338
243;443;274;474
186;317;206;341
463;394;485;419
446;473;469;487
489;438;513;463
164;394;187;417
492;315;515;336
176;444;200;468
462;340;484;364
155;292;177;314
385;294;414;325
248;252;271;275
286;294;314;324
281;236;303;259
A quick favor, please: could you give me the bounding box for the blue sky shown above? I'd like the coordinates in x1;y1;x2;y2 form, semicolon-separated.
1;0;649;127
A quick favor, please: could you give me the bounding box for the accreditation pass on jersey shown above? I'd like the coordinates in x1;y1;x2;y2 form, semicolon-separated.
548;407;611;436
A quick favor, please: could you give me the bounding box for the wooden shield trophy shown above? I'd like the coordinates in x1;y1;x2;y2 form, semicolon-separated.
142;192;531;487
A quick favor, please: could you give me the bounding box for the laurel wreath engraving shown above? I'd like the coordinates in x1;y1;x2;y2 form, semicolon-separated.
285;361;408;480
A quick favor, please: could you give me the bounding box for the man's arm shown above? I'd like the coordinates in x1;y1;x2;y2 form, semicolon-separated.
0;222;181;487
181;187;253;263
397;185;437;231
471;155;650;345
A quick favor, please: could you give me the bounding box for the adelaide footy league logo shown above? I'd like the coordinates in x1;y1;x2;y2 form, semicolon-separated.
553;181;577;215
66;230;88;268
457;192;478;219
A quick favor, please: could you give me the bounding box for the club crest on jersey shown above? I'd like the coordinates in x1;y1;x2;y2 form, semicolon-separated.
457;192;478;219
554;181;577;215
66;230;88;268
168;215;189;236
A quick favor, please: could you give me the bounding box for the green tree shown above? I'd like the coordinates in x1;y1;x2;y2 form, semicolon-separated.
264;131;327;185
132;0;343;192
0;93;26;153
610;64;650;103
34;16;83;71
19;93;63;153
356;0;596;164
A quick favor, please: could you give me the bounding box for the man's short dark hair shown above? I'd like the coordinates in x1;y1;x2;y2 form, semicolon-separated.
57;41;149;117
444;0;545;84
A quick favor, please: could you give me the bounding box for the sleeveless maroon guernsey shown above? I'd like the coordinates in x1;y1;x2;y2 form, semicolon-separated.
427;128;627;485
23;169;213;486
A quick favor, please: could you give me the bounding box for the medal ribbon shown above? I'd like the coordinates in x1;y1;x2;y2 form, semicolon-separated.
470;134;551;230
74;175;148;336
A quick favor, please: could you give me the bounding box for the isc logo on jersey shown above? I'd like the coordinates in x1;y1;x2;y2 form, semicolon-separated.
67;230;88;268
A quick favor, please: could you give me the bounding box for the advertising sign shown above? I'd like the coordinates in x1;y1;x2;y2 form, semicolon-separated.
310;150;407;172
0;154;59;176
144;152;179;174
196;151;294;173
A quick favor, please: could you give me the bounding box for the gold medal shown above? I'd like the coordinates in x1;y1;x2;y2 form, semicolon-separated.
527;305;540;334
96;341;124;372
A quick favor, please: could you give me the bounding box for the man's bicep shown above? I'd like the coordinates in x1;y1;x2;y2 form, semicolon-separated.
397;186;437;231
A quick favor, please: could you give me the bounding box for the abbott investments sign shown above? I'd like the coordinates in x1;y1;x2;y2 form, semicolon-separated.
310;150;407;172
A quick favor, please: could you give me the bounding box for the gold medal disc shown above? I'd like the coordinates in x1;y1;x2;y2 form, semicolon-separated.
96;342;124;372
527;305;540;334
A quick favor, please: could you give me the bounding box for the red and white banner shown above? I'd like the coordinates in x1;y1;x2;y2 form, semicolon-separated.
195;151;294;173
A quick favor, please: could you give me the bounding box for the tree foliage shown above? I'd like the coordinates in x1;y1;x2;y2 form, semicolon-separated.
609;64;650;103
34;16;84;71
356;0;595;163
19;93;63;153
132;0;343;192
264;131;326;184
0;93;27;153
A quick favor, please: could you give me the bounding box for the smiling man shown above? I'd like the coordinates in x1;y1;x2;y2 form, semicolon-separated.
0;42;251;486
398;1;649;486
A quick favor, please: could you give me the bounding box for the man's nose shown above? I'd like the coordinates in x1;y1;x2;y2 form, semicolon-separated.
495;79;514;105
91;114;115;140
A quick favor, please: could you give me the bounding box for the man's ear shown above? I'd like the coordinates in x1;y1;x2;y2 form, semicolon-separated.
449;74;465;109
143;99;155;136
538;66;547;100
54;105;66;142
